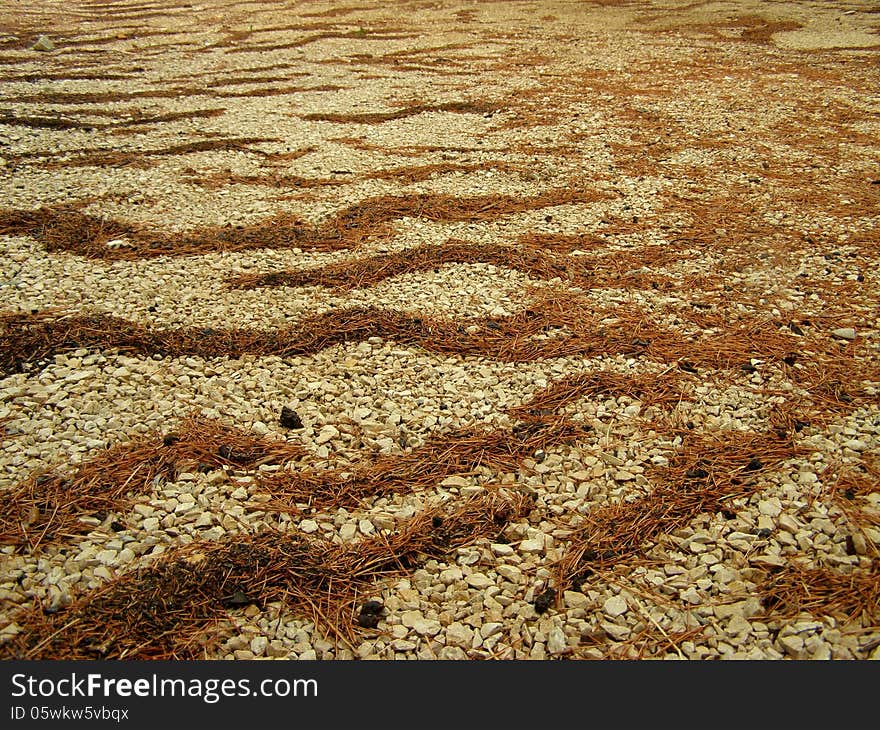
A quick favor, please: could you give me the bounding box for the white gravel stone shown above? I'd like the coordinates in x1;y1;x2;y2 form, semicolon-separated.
445;622;474;648
547;627;568;654
603;595;629;617
298;519;319;534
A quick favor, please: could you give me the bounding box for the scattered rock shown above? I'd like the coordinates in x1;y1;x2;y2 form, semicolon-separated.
533;587;556;614
603;595;628;617
547;627;568;654
32;35;54;51
279;406;303;429
315;424;339;444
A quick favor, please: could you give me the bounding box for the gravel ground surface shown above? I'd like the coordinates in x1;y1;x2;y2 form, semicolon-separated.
0;0;878;661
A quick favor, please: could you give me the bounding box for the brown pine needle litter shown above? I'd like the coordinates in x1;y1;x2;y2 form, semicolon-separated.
553;430;803;592
0;300;665;375
226;238;689;292
299;101;500;124
3;301;875;419
0;188;606;260
0;491;530;660
0;416;304;552
506;370;687;420
758;564;880;625
260;417;591;509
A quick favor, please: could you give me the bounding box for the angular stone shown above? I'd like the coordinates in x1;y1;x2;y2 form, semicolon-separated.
599;452;624;466
490;543;514;556
439;566;463;585
439;646;468;660
680;587;702;605
831;328;856;341
778;514;800;534
727;615;752;637
600;622;630;641
758;499;782;517
547;627;568;654
315;425;340;444
603;595;628;617
250;636;268;656
445;622;474;648
466;572;493;589
32;35;55;51
519;537;544;553
779;634;807;659
299;519;319;534
411;618;442;637
563;590;589;609
440;476;471;488
715;598;762;620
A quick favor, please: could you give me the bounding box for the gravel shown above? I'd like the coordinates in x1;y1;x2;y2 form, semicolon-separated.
0;0;878;661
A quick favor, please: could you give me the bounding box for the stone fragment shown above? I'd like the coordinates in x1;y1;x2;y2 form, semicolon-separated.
831;328;856;341
250;636;268;656
563;590;589;609
547;627;568;654
445;622;474;648
412;618;441;637
440;476;470;488
779;634;807;659
315;425;339;444
32;35;54;51
279;406;303;429
299;519;319;534
715;598;762;620
603;595;628;617
519;536;544;553
466;572;493;589
680;587;702;605
600;622;630;641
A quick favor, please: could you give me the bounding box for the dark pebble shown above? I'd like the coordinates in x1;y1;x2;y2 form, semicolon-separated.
361;600;384;616
533;587;556;615
279;406;303;429
686;467;709;480
223;590;251;607
357;613;381;629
